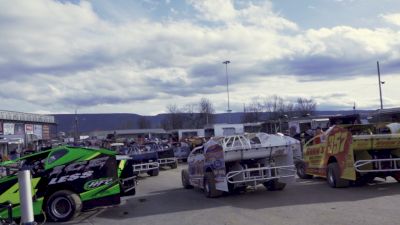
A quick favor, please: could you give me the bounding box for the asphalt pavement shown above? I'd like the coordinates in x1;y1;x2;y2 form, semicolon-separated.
53;164;400;225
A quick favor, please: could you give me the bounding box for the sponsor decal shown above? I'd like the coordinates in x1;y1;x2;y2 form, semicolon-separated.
49;171;94;184
25;124;34;135
48;156;109;185
84;178;114;190
33;124;43;139
3;123;14;135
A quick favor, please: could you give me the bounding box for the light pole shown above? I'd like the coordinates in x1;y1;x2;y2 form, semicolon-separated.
377;61;384;110
223;60;231;123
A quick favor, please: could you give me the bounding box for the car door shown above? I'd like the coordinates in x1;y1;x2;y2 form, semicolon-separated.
187;147;205;187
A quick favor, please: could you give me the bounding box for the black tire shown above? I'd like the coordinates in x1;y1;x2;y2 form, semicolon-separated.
45;190;82;222
263;179;286;191
393;172;400;183
327;162;350;188
296;161;313;179
181;169;193;189
147;169;159;176
170;161;178;169
354;174;375;186
204;172;223;198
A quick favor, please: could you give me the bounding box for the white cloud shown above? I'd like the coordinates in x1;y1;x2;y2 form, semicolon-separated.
381;13;400;26
0;0;399;115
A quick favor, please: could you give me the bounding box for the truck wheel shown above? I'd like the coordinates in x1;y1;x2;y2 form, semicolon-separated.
46;190;82;222
204;172;223;198
327;162;349;188
263;179;286;191
170;161;178;169
296;162;313;179
147;169;159;176
181;169;193;189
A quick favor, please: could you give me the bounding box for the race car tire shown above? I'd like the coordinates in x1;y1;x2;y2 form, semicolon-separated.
46;190;82;222
170;161;178;169
147;169;159;176
296;161;313;179
181;169;193;189
354;174;375;186
393;172;400;183
263;179;286;191
327;162;349;188
204;172;223;198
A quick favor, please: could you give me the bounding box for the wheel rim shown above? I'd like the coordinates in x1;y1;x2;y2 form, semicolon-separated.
328;168;335;185
204;180;210;194
298;165;305;177
51;197;72;219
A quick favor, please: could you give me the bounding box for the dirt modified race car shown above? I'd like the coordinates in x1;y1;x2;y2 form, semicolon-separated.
296;123;400;187
0;146;136;222
181;133;300;197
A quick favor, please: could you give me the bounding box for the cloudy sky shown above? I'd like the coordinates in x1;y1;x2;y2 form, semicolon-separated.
0;0;399;115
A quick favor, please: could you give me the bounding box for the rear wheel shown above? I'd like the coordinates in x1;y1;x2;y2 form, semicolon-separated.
181;169;193;189
263;179;286;191
204;172;223;198
45;190;82;222
147;168;159;176
327;162;349;188
170;161;178;169
296;161;313;179
393;172;400;183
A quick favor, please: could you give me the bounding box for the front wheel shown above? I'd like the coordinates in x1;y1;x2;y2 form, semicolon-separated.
296;162;313;179
147;169;159;176
204;172;223;198
46;190;82;222
181;169;193;189
327;162;349;188
263;179;286;191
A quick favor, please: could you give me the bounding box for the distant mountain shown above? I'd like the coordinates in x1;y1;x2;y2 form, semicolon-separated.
53;110;373;134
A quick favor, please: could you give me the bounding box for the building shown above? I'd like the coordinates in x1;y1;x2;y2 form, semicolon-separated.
204;123;244;137
0;110;56;160
169;129;205;141
89;128;169;141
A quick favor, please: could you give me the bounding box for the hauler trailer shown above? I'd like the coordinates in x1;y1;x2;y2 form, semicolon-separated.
296;123;400;187
181;133;300;197
0;146;136;222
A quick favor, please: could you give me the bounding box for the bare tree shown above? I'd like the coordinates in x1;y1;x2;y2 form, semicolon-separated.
242;97;263;123
295;97;316;116
198;97;215;127
164;104;184;130
263;95;286;120
182;103;198;128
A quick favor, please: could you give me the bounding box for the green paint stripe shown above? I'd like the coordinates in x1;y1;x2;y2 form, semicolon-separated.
80;182;120;201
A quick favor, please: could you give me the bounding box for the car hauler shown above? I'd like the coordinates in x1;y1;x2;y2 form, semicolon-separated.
296;124;400;187
0;146;136;222
181;133;300;197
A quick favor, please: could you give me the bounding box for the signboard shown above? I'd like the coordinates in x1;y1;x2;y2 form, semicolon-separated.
3;123;15;135
0;121;2;135
34;124;43;139
42;125;50;140
14;123;25;135
25;124;34;135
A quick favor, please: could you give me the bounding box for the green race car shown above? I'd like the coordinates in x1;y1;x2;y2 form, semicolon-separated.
0;146;136;222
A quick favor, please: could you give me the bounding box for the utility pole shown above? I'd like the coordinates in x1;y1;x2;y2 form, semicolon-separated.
74;108;79;143
377;61;384;110
223;60;231;123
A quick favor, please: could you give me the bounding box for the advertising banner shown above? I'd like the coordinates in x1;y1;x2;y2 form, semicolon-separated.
14;123;25;135
3;123;15;135
34;124;43;139
25;124;34;135
42;125;50;140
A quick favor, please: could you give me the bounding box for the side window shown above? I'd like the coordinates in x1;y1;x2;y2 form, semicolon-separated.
47;149;69;164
